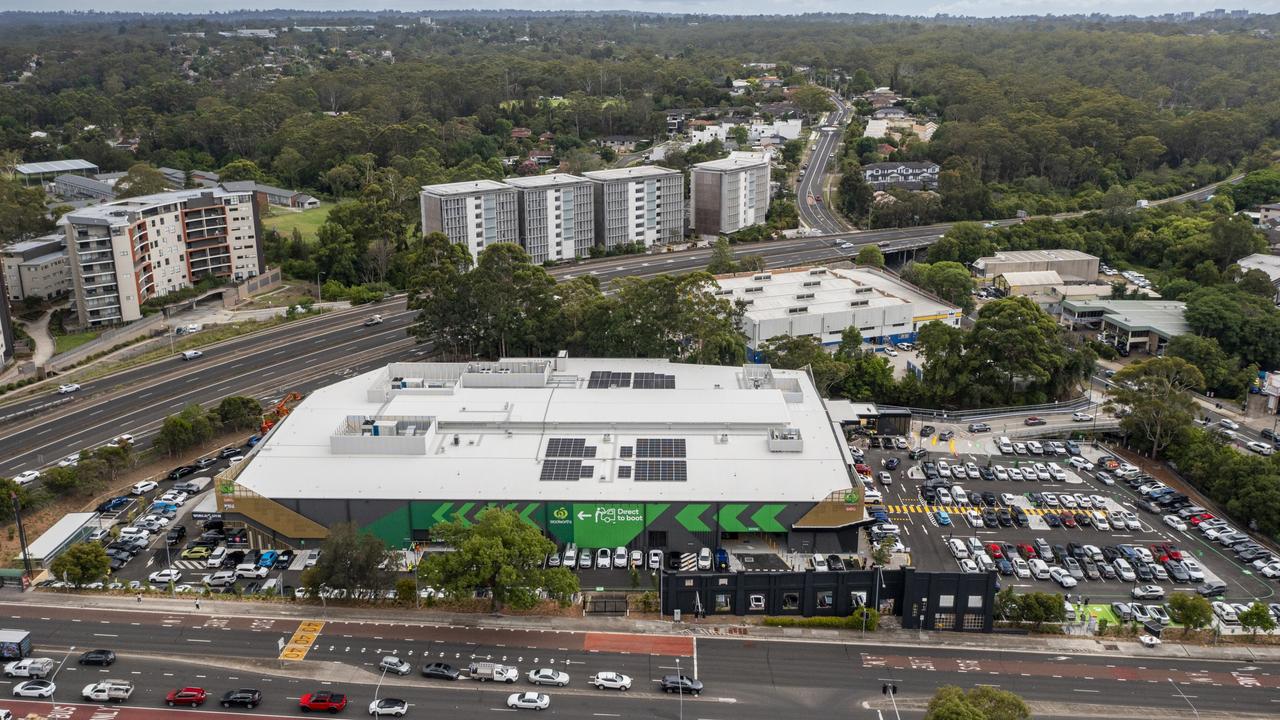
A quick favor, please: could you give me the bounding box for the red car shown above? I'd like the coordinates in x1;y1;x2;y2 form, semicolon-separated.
166;688;208;707
1190;513;1215;525
1153;543;1183;561
300;691;347;713
1023;416;1046;426
986;543;1003;559
1017;544;1037;560
1060;513;1078;528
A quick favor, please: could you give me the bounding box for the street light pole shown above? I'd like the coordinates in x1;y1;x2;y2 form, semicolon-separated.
675;657;683;720
316;271;325;301
880;681;902;720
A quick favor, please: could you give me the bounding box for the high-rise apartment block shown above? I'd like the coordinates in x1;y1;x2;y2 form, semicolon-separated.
61;187;264;327
418;180;519;260
690;153;771;237
504;174;595;264
581;167;685;250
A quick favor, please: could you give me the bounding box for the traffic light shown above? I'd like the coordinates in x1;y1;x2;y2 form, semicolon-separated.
881;683;898;696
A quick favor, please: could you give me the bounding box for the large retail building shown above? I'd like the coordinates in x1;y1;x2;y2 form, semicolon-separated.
216;356;863;553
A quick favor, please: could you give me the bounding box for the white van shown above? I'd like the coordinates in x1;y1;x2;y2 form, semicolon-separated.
562;544;578;566
206;546;227;568
1028;558;1051;579
951;486;968;505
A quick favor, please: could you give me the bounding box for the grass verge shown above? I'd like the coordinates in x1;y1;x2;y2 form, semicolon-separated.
53;330;101;354
262;202;334;242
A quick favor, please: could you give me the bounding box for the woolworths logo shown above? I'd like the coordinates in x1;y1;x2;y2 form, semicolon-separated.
552;507;569;520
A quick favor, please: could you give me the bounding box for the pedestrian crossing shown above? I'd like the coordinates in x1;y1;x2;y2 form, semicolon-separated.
877;504;1052;515
168;560;210;570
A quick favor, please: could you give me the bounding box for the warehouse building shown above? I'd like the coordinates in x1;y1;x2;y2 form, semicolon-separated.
215;355;865;554
1060;299;1189;354
12;159;98;186
714;265;962;356
971;249;1099;283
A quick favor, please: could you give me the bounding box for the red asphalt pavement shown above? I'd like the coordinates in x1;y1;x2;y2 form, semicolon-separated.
4;699;292;720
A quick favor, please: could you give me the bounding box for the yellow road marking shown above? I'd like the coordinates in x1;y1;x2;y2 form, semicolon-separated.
279;619;325;661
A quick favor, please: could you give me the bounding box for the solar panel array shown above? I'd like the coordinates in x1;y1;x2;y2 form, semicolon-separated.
619;446;634;459
545;438;597;458
617;465;633;479
540;459;594;481
588;371;632;388
636;438;687;458
632;372;676;389
634;460;688;482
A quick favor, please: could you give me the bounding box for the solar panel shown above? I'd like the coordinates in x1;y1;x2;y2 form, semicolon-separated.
632;372;675;389
636;438;686;458
633;460;687;482
545;438;596;458
617;465;632;479
539;459;592;481
619;446;634;459
588;371;632;389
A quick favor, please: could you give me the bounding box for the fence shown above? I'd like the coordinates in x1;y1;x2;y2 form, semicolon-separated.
47;312;168;372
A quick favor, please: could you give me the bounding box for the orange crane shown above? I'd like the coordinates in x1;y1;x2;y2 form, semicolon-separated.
259;391;303;435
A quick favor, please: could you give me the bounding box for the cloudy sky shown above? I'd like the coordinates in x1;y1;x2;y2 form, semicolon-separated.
5;1;1279;18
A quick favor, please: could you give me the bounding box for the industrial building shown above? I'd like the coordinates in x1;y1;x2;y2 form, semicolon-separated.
972;249;1099;283
504;174;596;263
12;159;98;186
2;234;72;302
1060;299;1189;353
215;355;864;555
61;187;264;327
714;265;962;355
690;153;771;237
419;180;520;261
581;166;685;249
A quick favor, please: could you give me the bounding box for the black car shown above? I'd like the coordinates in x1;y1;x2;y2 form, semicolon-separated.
276;549;295;567
982;509;999;528
166;465;197;481
194;457;218;469
827;555;846;572
1011;508;1028;527
79;649;116;666
660;675;704;696
996;509;1013;527
165;526;187;546
96;496;131;513
1102;545;1121;562
1196;580;1227;597
421;662;460;680
221;689;262;708
868;437;881;449
1067;542;1086;559
202;518;225;532
920;425;935;437
106;541;137;556
1165;560;1191;583
885;457;900;470
981;491;997;506
921;486;937;503
667;551;683;570
978;466;995;481
108;555;129;571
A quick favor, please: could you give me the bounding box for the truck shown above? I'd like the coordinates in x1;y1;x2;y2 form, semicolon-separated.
0;631;31;660
467;662;519;683
3;657;54;678
82;679;135;702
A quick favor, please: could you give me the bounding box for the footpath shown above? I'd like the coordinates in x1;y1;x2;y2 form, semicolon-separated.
16;590;1280;664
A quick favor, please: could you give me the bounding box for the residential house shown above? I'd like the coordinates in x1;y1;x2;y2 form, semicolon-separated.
511;127;532;140
871;107;909;120
862;162;941;190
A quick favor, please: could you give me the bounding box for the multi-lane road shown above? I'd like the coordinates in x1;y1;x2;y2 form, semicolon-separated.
795;93;850;234
1;598;1277;718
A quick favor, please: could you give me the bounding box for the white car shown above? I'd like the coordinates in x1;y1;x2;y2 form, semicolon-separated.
108;434;134;448
629;549;642;568
228;455;245;465
12;679;56;698
812;554;829;571
367;699;407;717
181;350;203;360
57;453;80;468
1163;515;1188;531
131;480;158;495
506;692;550;711
1218;418;1240;430
993;466;1009;480
235;563;269;579
589;671;632;691
1032;463;1050;481
14;470;39;486
1000;492;1018;505
148;569;182;584
58;383;82;394
1012;558;1031;578
1181;558;1205;581
697;547;712;571
1072;412;1093;422
1096;471;1115;486
527;668;569;687
1049;567;1077;588
648;549;663;570
159;492;189;505
1246;441;1274;456
1048;465;1066;481
959;558;979;574
1138;634;1162;648
1068;456;1093;472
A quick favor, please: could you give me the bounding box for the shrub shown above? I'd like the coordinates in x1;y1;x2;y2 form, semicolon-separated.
763;609;879;631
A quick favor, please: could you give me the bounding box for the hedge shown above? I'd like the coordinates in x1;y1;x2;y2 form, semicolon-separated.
762;608;879;631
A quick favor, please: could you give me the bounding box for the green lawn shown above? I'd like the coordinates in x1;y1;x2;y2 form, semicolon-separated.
54;330;101;354
262;202;334;243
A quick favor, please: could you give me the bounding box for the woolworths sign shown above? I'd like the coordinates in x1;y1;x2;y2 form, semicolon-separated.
545;503;649;547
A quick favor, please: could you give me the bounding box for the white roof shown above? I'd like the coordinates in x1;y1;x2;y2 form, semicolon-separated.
503;173;589;189
64;187;250;225
1238;253;1280;282
419;179;512;196
22;512;98;561
692;155;768;172
234;358;853;504
715;266;958;322
998;270;1063;286
582;166;679;182
14;159;97;175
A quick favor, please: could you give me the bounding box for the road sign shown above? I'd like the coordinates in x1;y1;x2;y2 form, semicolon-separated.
277;637;285;652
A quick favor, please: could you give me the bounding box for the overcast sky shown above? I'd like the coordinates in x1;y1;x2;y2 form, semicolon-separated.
4;2;1280;18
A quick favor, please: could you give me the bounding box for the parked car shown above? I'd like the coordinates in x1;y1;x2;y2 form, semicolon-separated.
660;675;704;696
526;668;569;687
420;662;460;681
166;687;208;707
367;699;407;717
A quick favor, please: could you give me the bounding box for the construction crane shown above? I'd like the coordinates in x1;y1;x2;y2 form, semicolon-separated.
260;391;303;435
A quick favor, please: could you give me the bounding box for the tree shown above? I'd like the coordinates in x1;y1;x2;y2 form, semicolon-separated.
1109;357;1203;457
1207;215;1266;269
870;536;895;567
418;508;578;611
855;245;884;268
928;222;995;265
49;542;110;588
0;177;55;239
838;173;874;222
1229;168;1280;209
92;445;129;480
791;85;834;117
1239;601;1277;636
902;261;975;313
924;686;1029;720
41;466;80;495
218;159;267;183
114;163;169;198
758;335;850;396
1238;268;1276;298
154;404;219;456
1165;335;1231;395
706;237;739;274
217;396;263;431
1167;592;1213;634
302;522;392;596
727;125;749;146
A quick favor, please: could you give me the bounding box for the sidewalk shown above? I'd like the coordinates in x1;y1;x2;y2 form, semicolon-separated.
0;308;55;384
18;590;1280;663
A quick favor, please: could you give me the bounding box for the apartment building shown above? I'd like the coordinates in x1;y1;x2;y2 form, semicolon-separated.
690;153;771;237
2;234;72;301
61;187;263;327
581;167;685;250
504;174;595;263
419;180;519;261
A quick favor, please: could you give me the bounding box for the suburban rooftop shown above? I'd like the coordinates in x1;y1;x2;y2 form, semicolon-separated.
419;179;513;196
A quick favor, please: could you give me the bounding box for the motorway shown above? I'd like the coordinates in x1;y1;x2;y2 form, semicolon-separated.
795;93;849;234
1;599;1278;718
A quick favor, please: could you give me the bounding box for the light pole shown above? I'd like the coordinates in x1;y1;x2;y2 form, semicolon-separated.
315;271;325;301
880;681;901;720
1169;678;1200;718
372;664;389;710
675;657;683;720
